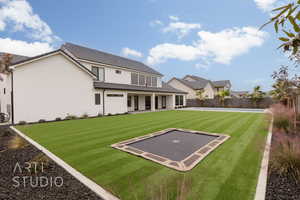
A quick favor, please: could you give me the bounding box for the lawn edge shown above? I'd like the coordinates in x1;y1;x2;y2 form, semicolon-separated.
10;126;119;200
254;115;273;200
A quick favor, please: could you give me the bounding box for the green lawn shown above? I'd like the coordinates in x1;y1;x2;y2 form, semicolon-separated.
17;110;267;200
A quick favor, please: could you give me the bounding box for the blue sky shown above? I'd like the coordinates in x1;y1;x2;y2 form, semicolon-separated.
0;0;291;91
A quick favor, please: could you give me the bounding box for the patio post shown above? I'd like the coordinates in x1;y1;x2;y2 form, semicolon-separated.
151;93;155;111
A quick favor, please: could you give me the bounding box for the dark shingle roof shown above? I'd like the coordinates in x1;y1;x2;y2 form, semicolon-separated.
94;81;187;94
0;52;29;64
61;43;162;76
171;78;209;90
212;80;231;87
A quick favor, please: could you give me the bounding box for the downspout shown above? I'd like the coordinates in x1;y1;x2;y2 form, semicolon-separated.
11;71;14;125
102;89;105;115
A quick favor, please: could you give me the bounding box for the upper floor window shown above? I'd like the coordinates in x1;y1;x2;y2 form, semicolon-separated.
131;73;138;85
115;70;122;74
151;77;157;87
92;66;104;81
146;76;151;87
139;74;145;86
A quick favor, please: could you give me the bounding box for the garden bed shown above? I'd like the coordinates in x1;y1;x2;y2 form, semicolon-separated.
0;126;102;200
265;133;300;200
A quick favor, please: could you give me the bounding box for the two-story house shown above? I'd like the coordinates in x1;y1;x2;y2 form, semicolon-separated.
0;43;186;124
168;75;231;100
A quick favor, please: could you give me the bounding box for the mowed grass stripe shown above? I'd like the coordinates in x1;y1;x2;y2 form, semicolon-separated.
17;111;267;200
187;115;263;200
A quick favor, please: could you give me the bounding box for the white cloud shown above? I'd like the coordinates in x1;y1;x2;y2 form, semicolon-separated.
163;22;201;39
121;47;143;58
147;26;267;65
169;15;179;21
254;0;277;11
147;43;201;65
0;0;59;43
197;26;267;64
0;38;54;56
150;20;163;27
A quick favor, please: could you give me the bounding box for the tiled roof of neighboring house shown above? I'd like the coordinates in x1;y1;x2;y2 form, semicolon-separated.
94;81;187;94
170;78;209;90
61;43;162;76
0;52;29;64
212;80;231;88
182;75;208;82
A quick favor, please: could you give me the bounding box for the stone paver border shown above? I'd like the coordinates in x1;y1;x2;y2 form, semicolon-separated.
111;128;230;171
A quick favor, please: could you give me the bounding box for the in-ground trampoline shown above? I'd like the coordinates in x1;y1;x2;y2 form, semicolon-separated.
111;128;230;171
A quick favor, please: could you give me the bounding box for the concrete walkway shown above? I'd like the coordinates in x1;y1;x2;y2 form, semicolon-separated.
179;107;265;113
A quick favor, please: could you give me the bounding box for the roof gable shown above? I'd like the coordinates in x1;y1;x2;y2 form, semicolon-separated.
61;43;162;76
10;50;97;78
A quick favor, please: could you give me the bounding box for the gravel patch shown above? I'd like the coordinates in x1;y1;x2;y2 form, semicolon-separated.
0;126;103;200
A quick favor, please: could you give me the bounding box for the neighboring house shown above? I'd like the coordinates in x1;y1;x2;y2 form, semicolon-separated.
0;43;186;124
168;75;231;100
231;91;249;98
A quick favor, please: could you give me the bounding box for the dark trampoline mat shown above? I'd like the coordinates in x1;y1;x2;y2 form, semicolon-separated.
128;130;218;161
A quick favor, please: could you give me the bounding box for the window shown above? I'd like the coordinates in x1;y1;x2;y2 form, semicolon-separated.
175;95;179;106
92;66;104;81
175;95;184;106
107;94;124;97
92;66;99;79
179;95;183;105
139;74;145;85
115;70;122;74
146;76;151;87
151;77;157;87
127;96;132;107
95;93;101;105
131;73;138;85
3;88;5;94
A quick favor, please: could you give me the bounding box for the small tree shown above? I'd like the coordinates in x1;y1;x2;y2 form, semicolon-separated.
248;86;265;108
217;89;230;107
0;53;12;81
196;90;205;106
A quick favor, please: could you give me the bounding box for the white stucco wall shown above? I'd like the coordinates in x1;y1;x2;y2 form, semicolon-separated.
13;53;101;123
168;79;197;99
104;90;127;115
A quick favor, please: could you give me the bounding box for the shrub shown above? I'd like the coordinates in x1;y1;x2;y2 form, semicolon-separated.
65;115;78;120
269;103;295;134
18;121;27;125
55;117;62;121
270;133;300;181
81;113;89;119
8;136;28;149
38;119;46;123
107;113;112;116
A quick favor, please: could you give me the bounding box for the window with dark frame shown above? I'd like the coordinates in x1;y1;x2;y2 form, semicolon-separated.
127;96;132;107
95;93;101;105
115;70;122;74
175;95;179;106
179;95;183;105
3;88;5;94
